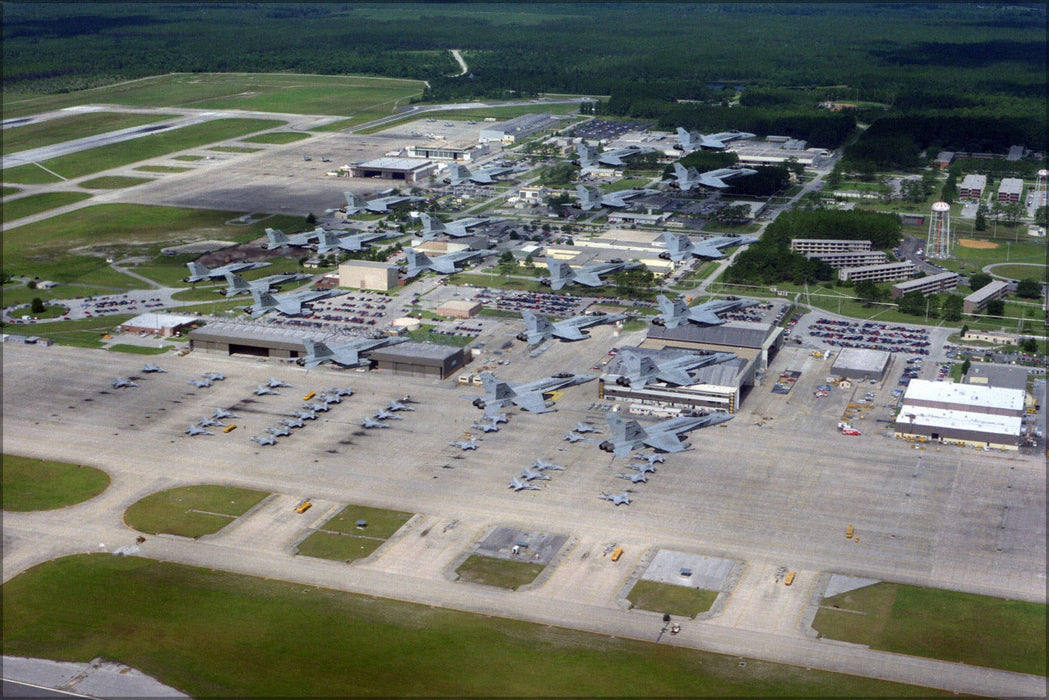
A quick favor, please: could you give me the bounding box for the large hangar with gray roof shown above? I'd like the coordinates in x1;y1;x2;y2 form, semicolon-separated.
600;347;751;414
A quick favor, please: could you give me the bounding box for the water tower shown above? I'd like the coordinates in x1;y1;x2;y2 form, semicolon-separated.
926;201;951;259
1035;169;1048;210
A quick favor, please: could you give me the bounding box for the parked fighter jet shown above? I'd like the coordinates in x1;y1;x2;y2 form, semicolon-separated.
279;417;305;429
387;400;414;412
246;287;347;319
300;336;409;369
575;184;659;211
250;434;277;446
184;260;271;283
575;142;655;168
265;426;292;437
188;377;212;388
614;348;736;389
450;437;479;451
361;416;389;429
291;409;318;421
327;386;354;397
342;191;424;214
141;363;166;373
617;471;648;484
266;378;291;388
213;408;238;420
674;127;756;152
186;425;213;436
112;377;137;389
313;228;394;254
627;461;658;474
404;247;486;277
303;401;331;413
220;272;312;297
660;231;758;262
445;162;526;185
254;384;279;396
574;422;599;434
203;372;226;382
599;411;732;457
633;453;665;466
665;162;758;191
532;458;564;471
373;408;402;421
653;293;759;329
599;492;632;506
198;416;225;428
508;477;541;491
418;213;501;240
543;258;642;291
265;227;322;250
517;309;627;344
472;421;500;433
319;393;342;404
469;371;596;418
564;431;587;443
519;466;551;481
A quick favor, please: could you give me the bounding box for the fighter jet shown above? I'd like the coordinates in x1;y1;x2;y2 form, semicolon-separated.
469;371;596;418
313;228;394;254
675;127;756;152
403;247;486;277
220;272;312;297
186;425;213;436
291;409;318;421
653;293;759;329
319;393;342;404
627;461;658;474
532;458;564;471
564;431;588;443
613;348;736;389
472;420;500;433
279;417;305;429
417;213;501;240
543;258;643;291
266;378;291;388
141;363;166;373
250;434;277;446
265;227;322;250
444;162;526;185
203;372;226;382
246;287;347;319
300;336;409;369
198;416;225;428
617;471;648;484
342;191;424;215
665;162;758;191
387;400;414;412
633;453;665;465
519;466;551;481
254;384;279;396
373;408;402;421
575;184;659;211
508;477;541;491
212;408;238;420
574;422;599;434
112;377;138;389
517;309;628;344
361;417;389;429
184;260;271;283
598;411;732;457
575;142;655;168
303;401;331;413
188;377;213;388
659;231;758;261
599;492;632;506
265;426;292;437
327;386;354;397
450;437;479;451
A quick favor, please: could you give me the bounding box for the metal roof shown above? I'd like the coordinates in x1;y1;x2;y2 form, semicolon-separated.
902;378;1025;412
648;320;776;350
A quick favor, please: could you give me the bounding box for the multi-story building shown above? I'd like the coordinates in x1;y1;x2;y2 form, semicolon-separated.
838;261;917;283
890;271;960;299
789;239;872;256
963;280;1010;314
958;174;987;200
997;177;1024;203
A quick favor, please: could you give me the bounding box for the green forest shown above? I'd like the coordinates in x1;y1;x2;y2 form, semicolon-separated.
3;3;1046;156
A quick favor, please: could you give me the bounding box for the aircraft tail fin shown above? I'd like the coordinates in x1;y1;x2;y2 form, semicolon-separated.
344;192;365;209
265;228;290;249
404;248;431;277
185;262;210;280
223;272;250;296
545;259;571;290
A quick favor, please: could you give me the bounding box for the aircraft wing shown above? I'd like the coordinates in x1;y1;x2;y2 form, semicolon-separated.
686;308;726;325
657;367;696;386
572;271;605;287
551;323;587;341
691;244;725;259
643;431;687;453
470;170;495;184
512;391;554;414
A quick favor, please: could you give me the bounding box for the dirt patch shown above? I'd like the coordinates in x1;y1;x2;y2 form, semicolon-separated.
957;238;999;250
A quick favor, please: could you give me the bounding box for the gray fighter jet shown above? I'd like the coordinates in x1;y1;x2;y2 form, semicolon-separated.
575;142;656;169
675;127;756;152
665;162;757;191
543;258;642;291
198;416;225;428
387;400;414;412
254;384;279;396
188;377;212;388
265;426;292;437
186;425;213;436
444;162;526;186
508;477;541;491
291;410;318;421
617;471;648;484
599;411;732;457
220;272;312;298
564;431;588;443
450;437;479;451
266;378;291;388
574;422;599;434
300;336;409;369
517;309;627;344
634;453;665;465
142;363;166;373
472;420;500;433
112;377;137;389
373;408;402;421
599;492;632;506
327;387;354;397
627;461;658;474
519;466;551;481
653;293;759;329
303;401;331;413
660;231;758;262
319;393;342;404
404;248;486;277
279;417;305;429
469;371;596;418
212;408;238;420
574;184;659;211
313;228;394;254
250;434;277;446
361;416;389;429
265;227;320;249
613;348;736;389
184;260;270;283
532;459;564;472
247;288;348;319
418;213;500;240
342;191;424;215
203;372;226;382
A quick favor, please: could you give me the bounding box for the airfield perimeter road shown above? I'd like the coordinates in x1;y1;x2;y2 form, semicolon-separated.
3;339;1045;697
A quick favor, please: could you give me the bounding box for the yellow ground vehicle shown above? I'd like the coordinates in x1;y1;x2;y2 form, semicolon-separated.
222;424;237;434
784;571;796;586
295;500;312;514
610;547;623;562
303;391;316;401
845;524;854;539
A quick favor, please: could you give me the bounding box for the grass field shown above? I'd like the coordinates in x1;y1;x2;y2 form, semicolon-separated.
813;582;1046;676
0;314;135;348
627;580;720;619
1;455;110;511
455;554;545;590
123;485;270;538
108;344;169;355
295;530;387;563
0;555;954;696
318;504;414;538
353;102;581;135
0;164;63;184
1;192;92;224
240;132;313;144
1;112;179;154
133;165;193;173
78;176;153;189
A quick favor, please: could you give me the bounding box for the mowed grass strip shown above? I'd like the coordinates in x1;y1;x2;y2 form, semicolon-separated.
123;485;270;538
16;119;283;182
455;554;545;590
2;112;180;153
1;555;954;697
2;455;110;511
78;176;153;190
627;580;720;619
296;531;385;563
240;132;312;144
319;504;413;538
1;192;92;224
813;582;1046;676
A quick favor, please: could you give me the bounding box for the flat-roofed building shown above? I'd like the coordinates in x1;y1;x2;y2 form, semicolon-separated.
894;378;1024;450
997;177;1024;203
436;299;481;319
790;239;872;255
350;157;436;183
962;329;1017;346
606;211;672;227
339;260;400;291
119;313;199;337
963;280;1010;314
890;271;960;299
838;261;917;283
368;342;465;379
965;364;1029;392
600;348;751;414
934;152;955;169
831;348;891;381
810;251;887;269
545;229;673;275
406;143;488;162
959;174;987;199
644;318;784;375
478;113;556;144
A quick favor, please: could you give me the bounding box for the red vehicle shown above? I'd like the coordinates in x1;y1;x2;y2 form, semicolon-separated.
842;427;861;436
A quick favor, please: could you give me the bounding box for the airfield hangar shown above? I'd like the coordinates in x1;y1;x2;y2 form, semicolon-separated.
188;321;465;379
349;157;436;183
894;379;1025;451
